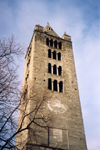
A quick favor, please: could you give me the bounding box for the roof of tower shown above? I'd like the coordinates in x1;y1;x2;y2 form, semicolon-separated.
43;23;59;37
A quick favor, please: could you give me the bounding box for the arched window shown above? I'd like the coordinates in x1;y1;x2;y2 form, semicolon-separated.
58;66;62;76
54;40;57;48
46;38;49;46
48;49;51;58
59;81;63;92
48;78;52;90
53;51;56;59
50;39;53;47
53;80;57;91
53;64;57;75
59;42;62;49
58;52;61;61
48;63;51;73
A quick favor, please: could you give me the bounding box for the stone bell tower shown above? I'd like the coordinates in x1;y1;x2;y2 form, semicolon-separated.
15;23;87;150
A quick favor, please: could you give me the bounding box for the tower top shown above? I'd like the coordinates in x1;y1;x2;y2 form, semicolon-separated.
34;24;71;41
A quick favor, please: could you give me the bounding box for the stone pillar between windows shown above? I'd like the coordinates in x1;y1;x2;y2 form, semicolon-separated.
52;80;53;91
58;82;59;92
51;66;53;74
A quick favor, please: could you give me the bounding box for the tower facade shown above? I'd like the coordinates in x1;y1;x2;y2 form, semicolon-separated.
16;24;87;150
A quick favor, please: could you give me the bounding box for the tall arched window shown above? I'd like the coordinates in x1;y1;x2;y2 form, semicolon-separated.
53;80;57;91
54;40;57;48
59;81;63;92
48;49;51;58
53;51;56;59
53;64;57;75
59;42;62;49
50;39;53;47
48;63;51;73
46;38;49;46
48;78;52;90
58;52;61;61
58;66;62;76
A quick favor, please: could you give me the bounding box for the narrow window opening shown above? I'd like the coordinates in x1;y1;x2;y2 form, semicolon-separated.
48;49;51;58
53;80;57;91
48;63;51;73
53;65;57;75
53;51;56;59
48;78;52;90
54;41;57;48
46;38;49;46
50;39;53;47
59;42;62;49
59;81;63;92
58;52;61;61
58;66;62;76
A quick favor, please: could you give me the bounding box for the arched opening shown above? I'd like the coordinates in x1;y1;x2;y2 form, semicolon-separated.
53;80;57;91
48;78;52;90
59;81;63;92
53;64;57;75
58;52;61;61
48;49;51;58
46;38;49;46
58;66;62;76
50;39;53;47
59;42;62;49
48;63;51;73
53;51;56;59
54;40;57;48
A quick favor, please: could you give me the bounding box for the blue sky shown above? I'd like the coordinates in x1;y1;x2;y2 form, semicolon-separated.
0;0;100;149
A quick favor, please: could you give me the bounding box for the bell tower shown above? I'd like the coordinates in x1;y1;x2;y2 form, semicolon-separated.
16;24;87;150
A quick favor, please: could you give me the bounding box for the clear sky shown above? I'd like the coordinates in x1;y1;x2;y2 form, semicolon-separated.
0;0;100;149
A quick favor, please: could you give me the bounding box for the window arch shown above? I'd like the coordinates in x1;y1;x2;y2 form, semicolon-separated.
59;42;62;49
53;51;56;59
48;63;51;73
48;78;52;90
58;66;62;76
54;40;57;48
58;52;61;61
50;39;53;47
53;80;57;91
48;49;51;58
46;38;49;46
53;64;57;75
59;81;63;92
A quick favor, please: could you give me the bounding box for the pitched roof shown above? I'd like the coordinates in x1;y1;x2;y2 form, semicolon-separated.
43;23;59;37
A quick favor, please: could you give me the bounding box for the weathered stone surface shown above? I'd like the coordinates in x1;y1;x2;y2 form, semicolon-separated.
15;24;87;150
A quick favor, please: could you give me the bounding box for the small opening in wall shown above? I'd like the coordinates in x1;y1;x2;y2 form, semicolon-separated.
58;66;62;76
59;81;63;92
44;80;45;82
46;38;49;46
72;81;73;83
75;89;77;90
48;63;51;73
53;80;57;91
50;39;53;47
59;42;62;49
48;78;52;90
53;51;56;59
53;64;57;75
48;49;51;58
34;78;36;80
54;40;57;48
58;52;61;61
